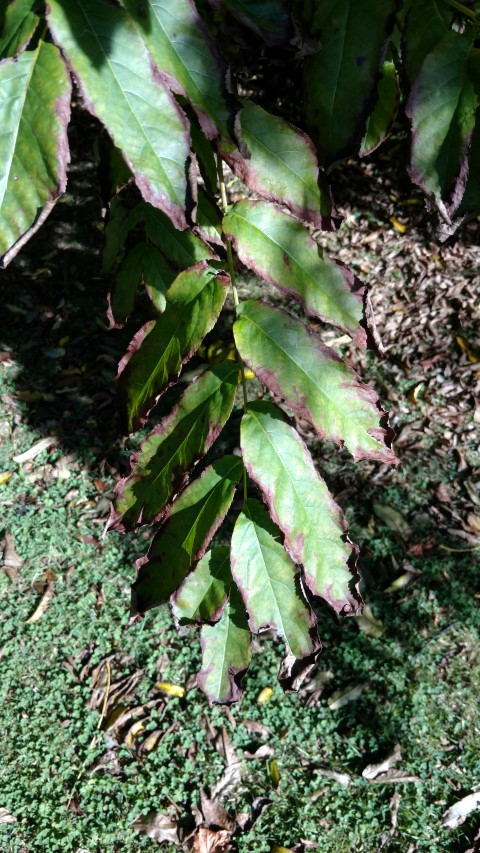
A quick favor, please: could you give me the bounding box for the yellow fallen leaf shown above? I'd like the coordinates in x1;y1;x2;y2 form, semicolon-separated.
269;758;281;788
390;216;407;234
141;730;161;752
243;368;255;380
407;383;423;405
257;687;274;705
59;336;70;347
271;847;292;853
103;704;128;731
156;681;185;698
385;572;415;593
25;583;54;623
125;719;145;747
456;335;479;363
0;471;12;485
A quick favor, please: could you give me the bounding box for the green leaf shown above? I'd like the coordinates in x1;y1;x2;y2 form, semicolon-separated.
102;198;146;273
231;499;320;661
47;0;191;229
196;186;223;244
360;59;399;157
112;360;239;529
0;42;71;267
144;204;216;267
107;242;175;327
223;200;366;346
172;546;231;624
131;455;243;614
402;0;450;85
217;0;290;46
406;30;477;221
223;100;332;229
303;0;397;165
241;402;360;613
198;585;251;704
123;0;235;140
117;262;228;433
234;301;397;464
0;0;39;59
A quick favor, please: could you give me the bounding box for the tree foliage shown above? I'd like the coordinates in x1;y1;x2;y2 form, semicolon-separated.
1;0;478;701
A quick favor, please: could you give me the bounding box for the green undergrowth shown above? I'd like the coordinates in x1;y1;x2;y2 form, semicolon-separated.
1;351;479;853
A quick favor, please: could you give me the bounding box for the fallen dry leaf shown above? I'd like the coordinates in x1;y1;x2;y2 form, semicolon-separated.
200;790;235;832
370;769;421;784
355;604;385;638
315;768;351;787
2;531;22;583
0;807;17;824
25;583;54;623
328;681;368;710
132;810;180;843
256;687;274;705
13;436;58;464
441;792;480;829
193;826;232;853
363;744;402;780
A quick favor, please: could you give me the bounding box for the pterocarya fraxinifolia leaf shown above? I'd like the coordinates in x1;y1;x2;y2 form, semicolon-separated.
223;100;333;229
231;499;321;660
406;30;477;223
123;0;236;141
116;262;228;433
0;41;71;267
360;59;399;157
111;361;238;531
223;200;368;347
172;546;231;624
234;301;397;464
107;243;175;328
47;0;191;229
131;456;243;616
198;584;251;704
0;0;39;60
303;0;397;166
241;402;361;614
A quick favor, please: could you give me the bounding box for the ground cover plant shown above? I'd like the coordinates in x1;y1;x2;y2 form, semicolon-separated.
0;144;479;850
2;0;480;701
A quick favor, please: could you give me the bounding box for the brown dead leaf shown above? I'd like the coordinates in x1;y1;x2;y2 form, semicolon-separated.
441;792;480;829
370;769;421;784
211;727;242;800
436;483;453;503
2;531;22;583
0;807;17;824
193;826;232;853
466;514;480;535
328;681;368;710
25;582;54;623
362;744;402;780
200;790;235;832
13;436;58;464
132;810;180;843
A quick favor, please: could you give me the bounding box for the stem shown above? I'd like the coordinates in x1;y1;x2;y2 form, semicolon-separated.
443;0;479;20
216;155;248;501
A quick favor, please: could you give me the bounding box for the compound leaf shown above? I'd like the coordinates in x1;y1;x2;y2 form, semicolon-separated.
304;0;397;165
0;0;39;59
117;262;228;433
108;242;176;326
223;100;332;229
223;200;366;346
172;546;231;624
213;0;290;46
198;585;251;704
402;0;450;85
0;41;71;267
231;499;320;660
131;455;243;614
360;59;399;156
47;0;191;229
406;30;477;221
124;0;235;140
234;301;397;464
112;360;238;529
241;402;360;613
144;204;216;267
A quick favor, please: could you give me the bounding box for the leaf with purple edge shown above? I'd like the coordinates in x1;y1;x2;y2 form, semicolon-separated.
108;243;175;328
233;300;397;464
0;0;39;60
116;263;228;433
172;546;231;624
223;200;366;346
131;455;243;615
231;499;321;661
198;585;251;704
241;401;361;614
111;361;238;530
47;0;191;229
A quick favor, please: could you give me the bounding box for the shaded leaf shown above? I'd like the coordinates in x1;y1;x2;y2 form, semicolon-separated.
172;546;231;624
234;301;397;464
0;0;39;59
224;200;366;346
360;59;399;156
224;100;332;229
213;0;290;46
241;402;359;614
112;360;238;529
144;202;217;267
131;456;243;615
124;0;235;140
402;0;450;85
47;0;191;229
328;681;368;709
0;42;71;267
198;585;251;704
303;0;397;165
117;263;228;433
107;243;174;328
406;30;477;222
373;503;411;540
354;604;385;638
231;498;321;660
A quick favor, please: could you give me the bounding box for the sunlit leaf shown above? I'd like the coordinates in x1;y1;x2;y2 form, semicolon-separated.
0;0;39;59
234;301;397;464
241;402;360;613
112;361;238;529
172;546;231;624
198;585;251;703
131;456;243;614
0;42;71;267
224;200;366;346
47;0;191;228
117;263;228;433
